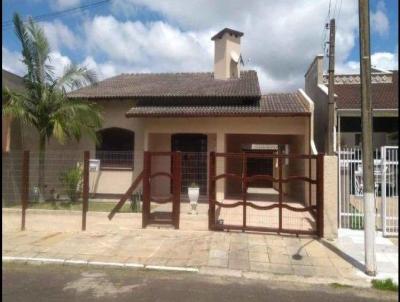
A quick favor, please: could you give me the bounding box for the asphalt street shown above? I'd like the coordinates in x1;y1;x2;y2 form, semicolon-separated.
2;262;398;302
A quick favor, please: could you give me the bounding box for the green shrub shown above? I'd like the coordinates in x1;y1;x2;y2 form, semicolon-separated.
59;164;83;202
371;278;398;292
130;191;142;212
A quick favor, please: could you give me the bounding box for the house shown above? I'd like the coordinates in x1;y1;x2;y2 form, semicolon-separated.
2;69;25;153
4;28;317;205
304;54;398;153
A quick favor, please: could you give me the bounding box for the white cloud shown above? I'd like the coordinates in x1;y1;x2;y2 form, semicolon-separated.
2;47;72;79
105;0;360;92
371;0;390;36
335;50;398;74
41;20;78;51
2;47;25;76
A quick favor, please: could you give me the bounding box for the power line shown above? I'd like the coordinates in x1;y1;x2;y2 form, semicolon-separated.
2;0;111;29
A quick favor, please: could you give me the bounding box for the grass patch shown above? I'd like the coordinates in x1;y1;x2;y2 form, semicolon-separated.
371;279;398;292
330;282;353;289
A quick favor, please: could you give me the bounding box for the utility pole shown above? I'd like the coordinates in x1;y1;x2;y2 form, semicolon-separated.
359;0;376;276
327;18;336;155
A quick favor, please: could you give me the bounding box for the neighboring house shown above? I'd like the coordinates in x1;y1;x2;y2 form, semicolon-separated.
2;69;25;153
5;28;317;202
305;54;398;153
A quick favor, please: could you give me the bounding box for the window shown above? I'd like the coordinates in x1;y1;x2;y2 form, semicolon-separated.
95;128;134;169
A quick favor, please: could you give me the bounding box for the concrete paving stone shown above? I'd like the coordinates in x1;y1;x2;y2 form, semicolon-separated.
199;267;242;278
249;251;269;263
267;245;288;255
314;266;342;278
124;256;147;264
329;257;355;269
166;258;189;267
145;257;168;266
209;249;228;258
228;257;249;271
268;253;291;265
290;255;314;266
286;246;308;257
228;251;248;260
312;257;334;267
186;257;208;267
292;265;316;277
263;263;294;275
208;257;228;268
249;261;271;272
248;245;268;253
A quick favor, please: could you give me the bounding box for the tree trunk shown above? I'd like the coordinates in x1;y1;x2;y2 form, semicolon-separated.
38;135;46;203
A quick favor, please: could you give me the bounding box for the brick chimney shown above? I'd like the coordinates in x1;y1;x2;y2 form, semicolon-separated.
211;28;243;80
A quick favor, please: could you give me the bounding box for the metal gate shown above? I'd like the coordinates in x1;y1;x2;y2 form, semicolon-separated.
208;152;324;236
338;146;398;236
142;151;182;229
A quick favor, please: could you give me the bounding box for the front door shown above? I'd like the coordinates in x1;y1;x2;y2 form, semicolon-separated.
171;134;207;195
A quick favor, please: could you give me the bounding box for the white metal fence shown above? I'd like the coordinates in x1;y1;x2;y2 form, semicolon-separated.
338;146;398;236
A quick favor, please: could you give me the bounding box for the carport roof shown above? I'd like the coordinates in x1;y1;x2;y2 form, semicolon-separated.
125;91;310;118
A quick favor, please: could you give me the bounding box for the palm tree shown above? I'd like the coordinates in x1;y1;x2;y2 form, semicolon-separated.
2;13;102;200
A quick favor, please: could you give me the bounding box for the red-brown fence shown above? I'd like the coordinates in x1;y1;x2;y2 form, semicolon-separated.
208;152;324;236
142;151;182;229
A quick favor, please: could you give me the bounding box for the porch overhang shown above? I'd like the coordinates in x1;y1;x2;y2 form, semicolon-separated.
125;107;311;118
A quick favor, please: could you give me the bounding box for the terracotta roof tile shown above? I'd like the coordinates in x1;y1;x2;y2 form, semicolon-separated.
333;71;398;109
126;92;309;117
68;70;260;99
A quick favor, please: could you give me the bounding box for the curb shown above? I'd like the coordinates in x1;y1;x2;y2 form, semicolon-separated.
2;256;198;273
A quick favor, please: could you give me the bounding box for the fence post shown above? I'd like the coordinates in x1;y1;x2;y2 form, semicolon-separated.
316;153;324;237
242;152;247;231
278;153;283;234
82;151;89;231
142;151;150;228
172;152;181;229
21;150;29;231
208;152;216;230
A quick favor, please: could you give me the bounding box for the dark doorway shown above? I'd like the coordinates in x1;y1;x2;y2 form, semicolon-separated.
171;134;207;195
245;150;274;188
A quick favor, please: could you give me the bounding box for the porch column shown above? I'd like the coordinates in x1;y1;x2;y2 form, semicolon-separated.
216;133;225;201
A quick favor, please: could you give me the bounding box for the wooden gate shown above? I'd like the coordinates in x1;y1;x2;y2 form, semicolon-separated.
208;152;324;236
142;151;182;229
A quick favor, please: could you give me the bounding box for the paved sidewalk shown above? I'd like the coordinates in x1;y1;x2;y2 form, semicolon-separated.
2;209;380;287
333;229;398;283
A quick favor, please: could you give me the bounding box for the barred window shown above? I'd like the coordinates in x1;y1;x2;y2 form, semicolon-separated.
95;128;134;169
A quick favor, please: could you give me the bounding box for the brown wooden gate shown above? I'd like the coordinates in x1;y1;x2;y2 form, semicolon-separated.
142;151;182;229
208;152;324;236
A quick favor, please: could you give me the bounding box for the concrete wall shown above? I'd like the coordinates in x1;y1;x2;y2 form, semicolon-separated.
214;33;241;80
323;155;338;239
304;55;329;153
12;100;145;197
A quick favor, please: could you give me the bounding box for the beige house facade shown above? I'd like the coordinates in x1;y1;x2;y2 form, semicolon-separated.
4;28;317;205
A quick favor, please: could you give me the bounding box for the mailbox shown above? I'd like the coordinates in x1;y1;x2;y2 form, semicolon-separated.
89;159;100;172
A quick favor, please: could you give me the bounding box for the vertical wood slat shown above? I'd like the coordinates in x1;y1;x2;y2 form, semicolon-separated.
142;151;151;228
21;150;29;231
278;151;283;233
173;152;181;229
242;152;247;231
316;153;324;237
208;152;216;230
82;151;90;231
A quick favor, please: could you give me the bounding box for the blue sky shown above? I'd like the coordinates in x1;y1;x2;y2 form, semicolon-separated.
2;0;398;92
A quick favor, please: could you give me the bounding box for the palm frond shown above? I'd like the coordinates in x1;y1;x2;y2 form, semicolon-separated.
55;64;98;91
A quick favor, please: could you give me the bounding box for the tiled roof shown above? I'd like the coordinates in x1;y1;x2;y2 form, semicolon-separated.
68;70;260;99
126;92;309;117
333;70;398;109
211;28;244;40
2;69;25;92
